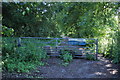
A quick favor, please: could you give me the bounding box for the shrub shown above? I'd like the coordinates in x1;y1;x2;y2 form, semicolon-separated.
60;50;73;62
2;37;47;73
2;26;14;37
86;54;95;60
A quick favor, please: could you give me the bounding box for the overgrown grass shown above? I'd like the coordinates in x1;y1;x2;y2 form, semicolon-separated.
2;37;47;73
60;50;73;66
86;54;96;60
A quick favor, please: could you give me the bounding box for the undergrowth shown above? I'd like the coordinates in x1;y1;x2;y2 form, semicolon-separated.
2;37;47;73
60;50;73;66
86;54;96;60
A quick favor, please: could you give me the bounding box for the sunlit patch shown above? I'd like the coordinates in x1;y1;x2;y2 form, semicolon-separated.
115;16;118;22
107;69;118;75
105;60;110;63
105;64;112;67
79;48;84;50
95;72;106;76
96;62;102;65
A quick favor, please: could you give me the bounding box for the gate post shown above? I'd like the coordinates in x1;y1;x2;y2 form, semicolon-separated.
95;39;98;60
18;38;21;47
55;38;58;52
56;38;58;46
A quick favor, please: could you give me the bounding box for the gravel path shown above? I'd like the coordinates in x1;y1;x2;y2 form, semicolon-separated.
2;55;120;78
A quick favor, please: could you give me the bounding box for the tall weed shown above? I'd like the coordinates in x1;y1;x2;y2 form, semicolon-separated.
2;37;47;72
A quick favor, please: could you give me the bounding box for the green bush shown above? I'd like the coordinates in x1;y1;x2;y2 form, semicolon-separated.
104;31;120;64
15;42;47;62
62;53;73;62
2;26;14;37
86;54;95;60
112;31;120;63
2;37;16;59
2;37;47;73
5;61;35;72
60;50;73;62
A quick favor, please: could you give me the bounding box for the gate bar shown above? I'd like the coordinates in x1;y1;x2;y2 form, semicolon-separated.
20;37;97;40
95;39;98;60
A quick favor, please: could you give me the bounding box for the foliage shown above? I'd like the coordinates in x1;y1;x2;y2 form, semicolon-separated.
2;37;16;59
2;2;120;64
109;30;120;63
2;37;47;72
2;26;14;37
86;54;95;60
60;50;73;62
2;2;60;37
61;62;69;66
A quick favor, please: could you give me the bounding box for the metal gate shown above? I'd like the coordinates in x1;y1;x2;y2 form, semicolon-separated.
17;37;98;60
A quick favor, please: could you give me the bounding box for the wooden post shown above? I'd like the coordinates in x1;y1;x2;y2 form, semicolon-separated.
95;39;98;60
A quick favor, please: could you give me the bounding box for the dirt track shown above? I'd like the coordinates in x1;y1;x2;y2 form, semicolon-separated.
2;55;120;78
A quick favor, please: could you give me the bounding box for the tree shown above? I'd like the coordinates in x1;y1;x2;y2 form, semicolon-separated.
2;2;120;63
